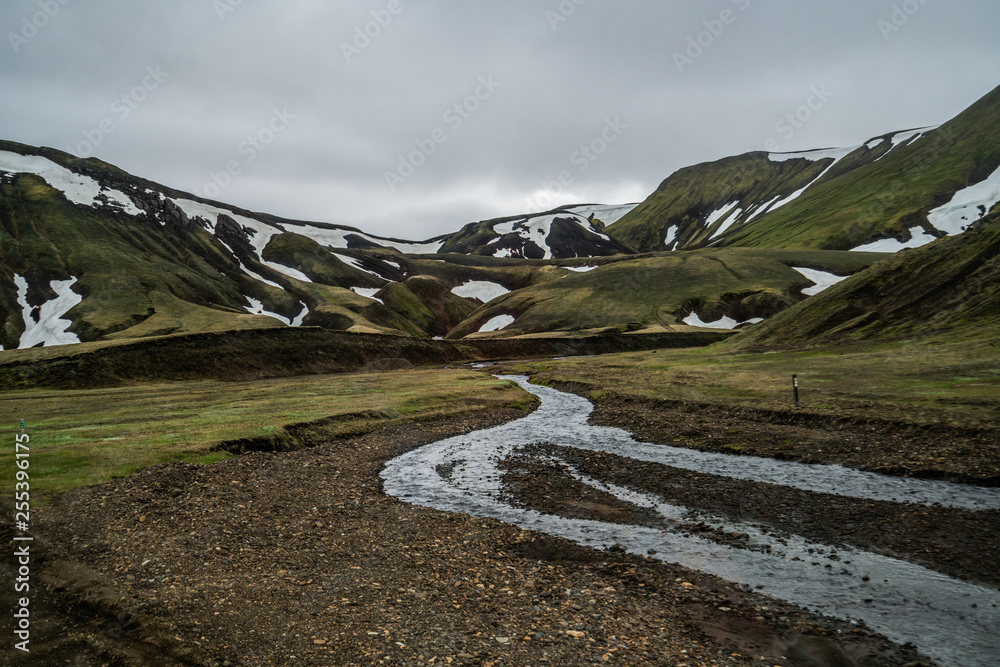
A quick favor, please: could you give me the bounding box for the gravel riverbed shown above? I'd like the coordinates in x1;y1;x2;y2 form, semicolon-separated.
18;406;935;666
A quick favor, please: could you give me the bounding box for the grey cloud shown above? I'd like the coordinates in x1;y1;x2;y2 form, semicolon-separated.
1;0;998;238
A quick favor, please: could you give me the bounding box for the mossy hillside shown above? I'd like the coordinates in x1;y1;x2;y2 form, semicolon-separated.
375;281;438;336
446;248;885;338
260;232;393;288
437;218;514;255
609;85;1000;252
377;276;477;337
723;88;1000;250
607;152;838;252
403;256;542;290
0;173;273;345
722;212;1000;351
0;178;418;343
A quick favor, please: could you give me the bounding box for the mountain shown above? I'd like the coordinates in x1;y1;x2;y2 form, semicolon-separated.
608;85;1000;254
3;86;998;351
0;140;887;348
437;205;638;258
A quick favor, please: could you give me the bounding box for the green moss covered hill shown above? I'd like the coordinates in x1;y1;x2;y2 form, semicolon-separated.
609;85;1000;253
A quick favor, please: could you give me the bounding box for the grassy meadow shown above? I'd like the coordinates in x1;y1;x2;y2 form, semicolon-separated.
505;335;1000;428
1;368;531;503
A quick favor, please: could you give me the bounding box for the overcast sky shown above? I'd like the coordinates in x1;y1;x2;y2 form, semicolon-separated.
2;1;998;240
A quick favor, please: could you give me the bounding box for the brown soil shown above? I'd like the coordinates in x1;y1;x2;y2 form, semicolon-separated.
8;408;930;666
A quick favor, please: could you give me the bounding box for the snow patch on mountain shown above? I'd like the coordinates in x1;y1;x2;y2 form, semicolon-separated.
285;223;444;254
451;281;510;302
927;164;1000;236
767;146;856;164
487;211;619;259
350;287;384;304
663;225;679;250
290;303;309;327
492;221;517;235
169;197;442;255
768;147;857;213
706;201;740;226
216;238;286;289
568;204;639;225
565;266;598;273
499;215;555;259
889;129;924;148
791;267;848;296
683;312;763;330
868;127;939;162
14;274;82;348
850;227;938;253
0;150;141;216
743;196;781;224
479;315;515;332
244;296;292;325
243;265;285;288
169;199;288;269
709;206;743;239
168;198;225;231
333;253;385;278
710;145;860;229
261;260;311;283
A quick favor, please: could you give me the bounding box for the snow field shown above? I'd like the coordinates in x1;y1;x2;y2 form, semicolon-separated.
450;281;510;302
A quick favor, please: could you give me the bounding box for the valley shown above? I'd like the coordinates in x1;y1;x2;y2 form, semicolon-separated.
3;331;998;666
2;85;999;666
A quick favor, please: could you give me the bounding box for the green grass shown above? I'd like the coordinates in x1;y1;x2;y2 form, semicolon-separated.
608;151;834;251
0;368;531;503
506;336;1000;429
723;214;1000;350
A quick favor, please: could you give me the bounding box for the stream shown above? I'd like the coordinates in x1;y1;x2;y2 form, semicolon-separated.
381;375;1000;667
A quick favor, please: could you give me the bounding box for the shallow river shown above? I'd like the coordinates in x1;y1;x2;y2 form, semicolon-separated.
381;375;1000;667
